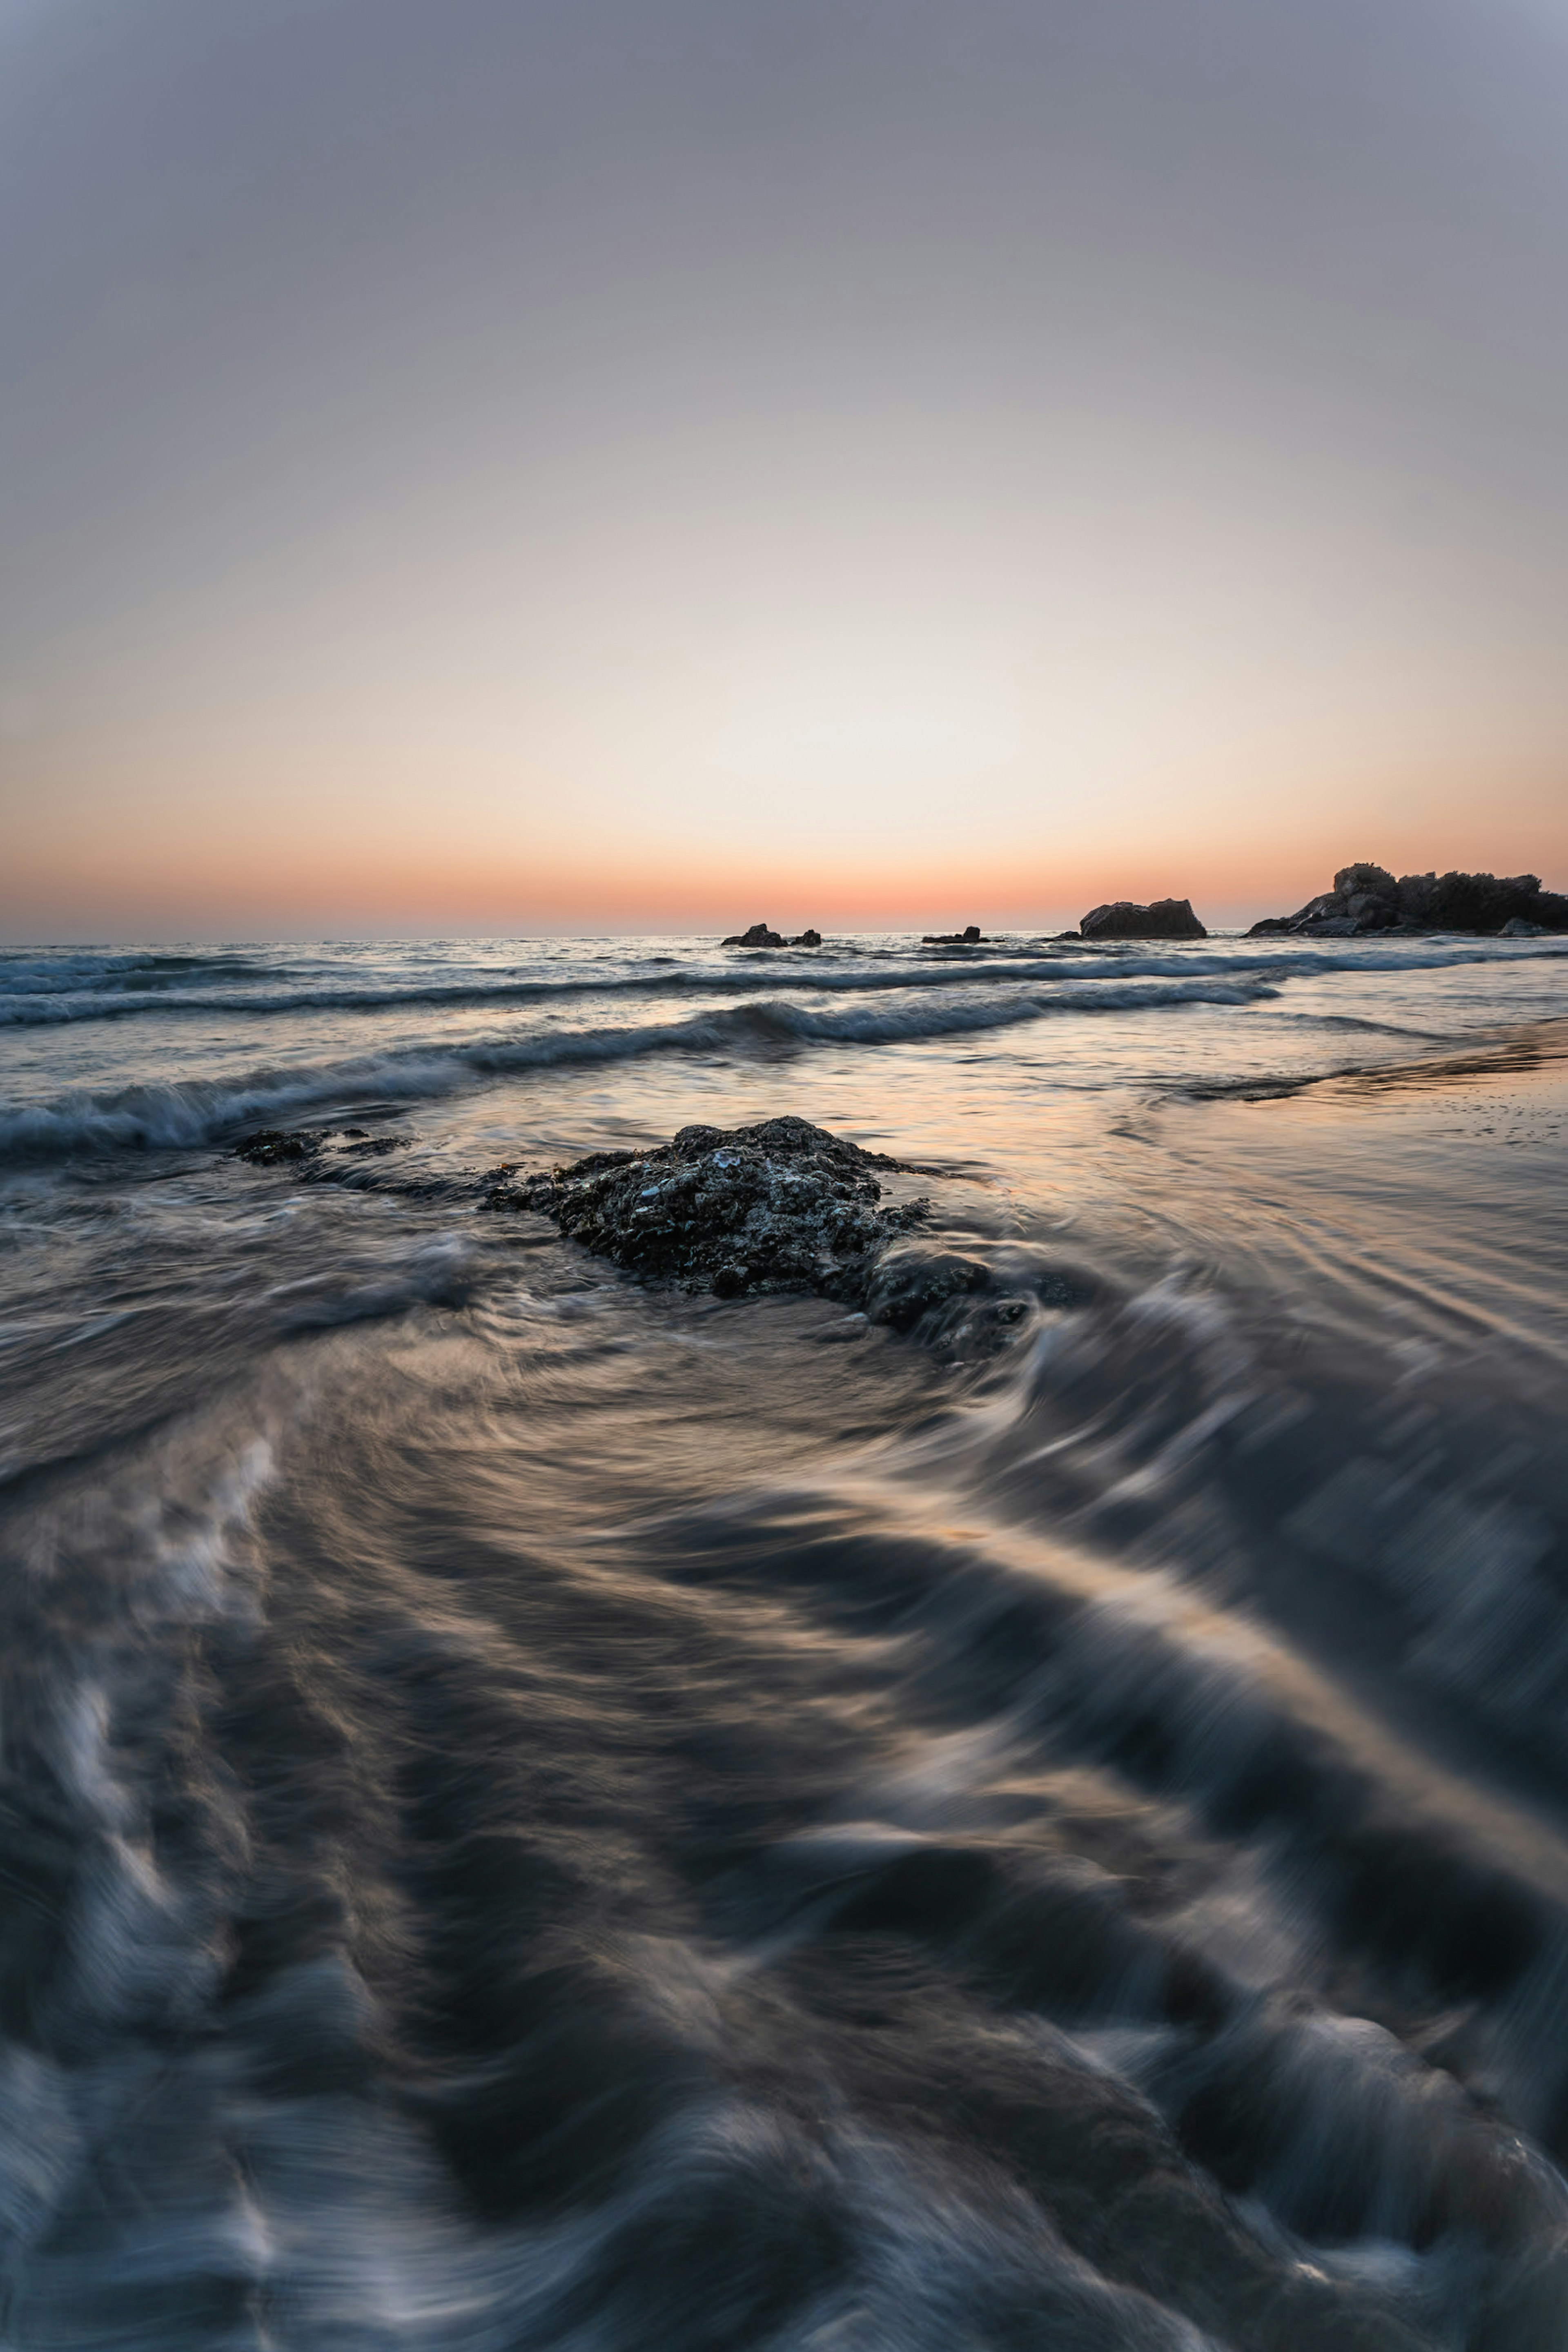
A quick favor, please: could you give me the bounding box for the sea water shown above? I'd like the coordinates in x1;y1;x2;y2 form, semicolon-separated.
2;928;1568;2348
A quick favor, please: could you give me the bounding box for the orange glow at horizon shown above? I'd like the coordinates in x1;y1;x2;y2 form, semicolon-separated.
7;771;1567;939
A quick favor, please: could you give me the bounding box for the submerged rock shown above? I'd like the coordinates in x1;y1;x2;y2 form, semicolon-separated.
480;1114;931;1303
922;925;984;944
232;1127;414;1176
1248;864;1568;937
232;1127;325;1166
863;1245;991;1330
1079;898;1207;941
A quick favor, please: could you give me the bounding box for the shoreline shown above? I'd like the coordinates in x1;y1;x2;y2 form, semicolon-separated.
1163;1012;1568;1105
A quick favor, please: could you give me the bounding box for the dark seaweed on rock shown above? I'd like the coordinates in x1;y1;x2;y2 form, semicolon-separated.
232;1119;414;1157
480;1114;931;1302
231;1126;327;1165
227;1127;465;1204
233;1126;412;1168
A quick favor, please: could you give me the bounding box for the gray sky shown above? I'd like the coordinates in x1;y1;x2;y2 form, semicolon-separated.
3;0;1567;933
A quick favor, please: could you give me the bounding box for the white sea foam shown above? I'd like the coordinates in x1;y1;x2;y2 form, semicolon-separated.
0;979;1290;1157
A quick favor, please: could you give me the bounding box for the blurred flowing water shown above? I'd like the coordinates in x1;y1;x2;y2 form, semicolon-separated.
3;928;1568;2350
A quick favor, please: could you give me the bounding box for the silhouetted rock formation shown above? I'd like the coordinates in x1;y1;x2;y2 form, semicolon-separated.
1247;864;1568;938
922;925;984;943
719;922;824;947
480;1115;929;1302
1079;898;1207;941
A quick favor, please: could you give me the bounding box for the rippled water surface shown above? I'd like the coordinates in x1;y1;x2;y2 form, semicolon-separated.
4;929;1568;2349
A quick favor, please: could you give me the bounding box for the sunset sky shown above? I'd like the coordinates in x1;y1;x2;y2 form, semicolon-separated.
3;0;1568;939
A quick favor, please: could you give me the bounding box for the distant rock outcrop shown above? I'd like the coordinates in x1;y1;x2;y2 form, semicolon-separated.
720;922;822;947
1079;898;1207;941
1247;864;1568;938
922;925;984;944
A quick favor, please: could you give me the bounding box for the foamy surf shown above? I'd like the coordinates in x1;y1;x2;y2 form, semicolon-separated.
2;933;1567;2348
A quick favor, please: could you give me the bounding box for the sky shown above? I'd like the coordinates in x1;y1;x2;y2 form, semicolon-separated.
2;0;1568;940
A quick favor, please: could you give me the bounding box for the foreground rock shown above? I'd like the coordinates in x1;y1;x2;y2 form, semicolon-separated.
479;1115;933;1302
1079;898;1207;941
230;1116;1043;1349
720;921;822;947
1248;862;1568;938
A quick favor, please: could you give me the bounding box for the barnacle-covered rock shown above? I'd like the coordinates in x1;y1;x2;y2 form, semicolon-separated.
480;1115;929;1302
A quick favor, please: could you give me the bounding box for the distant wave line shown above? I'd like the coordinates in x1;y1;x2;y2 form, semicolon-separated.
2;938;1561;1027
0;975;1288;1158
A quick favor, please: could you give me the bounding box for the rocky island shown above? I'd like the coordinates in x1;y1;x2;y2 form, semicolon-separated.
1248;863;1568;937
1078;897;1207;941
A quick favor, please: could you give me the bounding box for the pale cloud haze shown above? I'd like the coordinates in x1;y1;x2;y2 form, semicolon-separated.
3;0;1567;937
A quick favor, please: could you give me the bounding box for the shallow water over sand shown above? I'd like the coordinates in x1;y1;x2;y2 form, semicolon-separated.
3;932;1568;2348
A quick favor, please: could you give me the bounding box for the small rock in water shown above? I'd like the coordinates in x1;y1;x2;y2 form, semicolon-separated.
480;1114;929;1303
232;1128;327;1165
231;1126;412;1172
719;921;824;947
921;925;984;943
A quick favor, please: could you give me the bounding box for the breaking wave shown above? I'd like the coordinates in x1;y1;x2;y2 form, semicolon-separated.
0;979;1286;1158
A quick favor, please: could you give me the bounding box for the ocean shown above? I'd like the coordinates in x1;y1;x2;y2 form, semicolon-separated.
3;927;1568;2349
